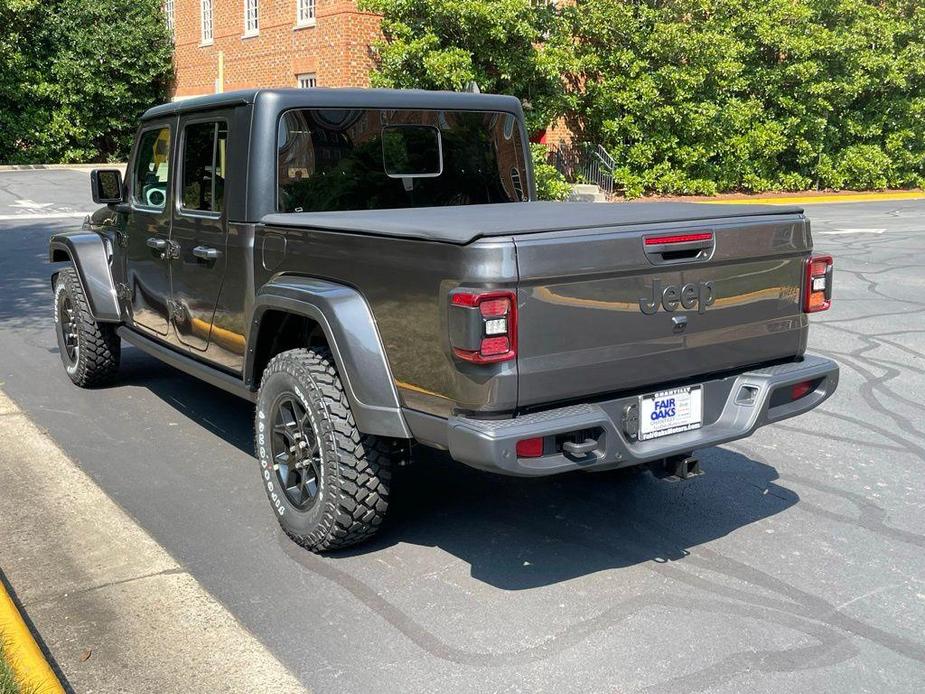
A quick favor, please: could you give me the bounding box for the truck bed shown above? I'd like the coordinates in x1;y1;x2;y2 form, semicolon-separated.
261;201;804;244
259;200;812;416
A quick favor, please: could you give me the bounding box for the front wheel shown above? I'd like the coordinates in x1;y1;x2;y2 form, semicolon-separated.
54;266;120;387
255;348;401;552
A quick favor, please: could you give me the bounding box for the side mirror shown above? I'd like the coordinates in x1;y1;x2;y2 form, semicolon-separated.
90;169;124;205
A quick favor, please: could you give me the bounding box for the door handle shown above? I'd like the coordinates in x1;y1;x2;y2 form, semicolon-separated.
146;237;168;251
192;246;222;261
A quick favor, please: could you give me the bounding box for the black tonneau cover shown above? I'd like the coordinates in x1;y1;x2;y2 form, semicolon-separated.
261;201;804;245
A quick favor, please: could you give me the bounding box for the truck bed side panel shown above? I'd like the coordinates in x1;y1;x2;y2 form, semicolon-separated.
256;226;518;418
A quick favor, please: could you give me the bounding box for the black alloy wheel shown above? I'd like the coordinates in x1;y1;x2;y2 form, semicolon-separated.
269;393;322;510
57;292;79;366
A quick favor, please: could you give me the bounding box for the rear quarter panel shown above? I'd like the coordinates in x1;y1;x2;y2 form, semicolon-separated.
256;226;518;418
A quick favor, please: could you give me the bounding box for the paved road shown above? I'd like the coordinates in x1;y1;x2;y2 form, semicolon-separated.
0;169;923;692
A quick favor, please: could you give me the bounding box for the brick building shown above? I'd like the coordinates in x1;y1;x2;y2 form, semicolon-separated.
164;0;381;99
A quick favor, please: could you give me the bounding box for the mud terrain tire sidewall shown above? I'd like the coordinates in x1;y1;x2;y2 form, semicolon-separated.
255;348;394;552
54;266;120;387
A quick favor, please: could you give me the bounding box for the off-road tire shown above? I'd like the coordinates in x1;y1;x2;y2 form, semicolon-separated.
255;347;399;552
54;266;120;387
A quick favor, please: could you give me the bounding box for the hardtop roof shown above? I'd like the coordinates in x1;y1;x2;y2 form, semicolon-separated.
141;88;524;121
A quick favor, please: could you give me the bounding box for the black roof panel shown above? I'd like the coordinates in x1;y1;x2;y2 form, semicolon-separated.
141;87;523;121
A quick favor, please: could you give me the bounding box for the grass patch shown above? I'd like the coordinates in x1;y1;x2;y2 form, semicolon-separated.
0;640;20;694
0;639;41;694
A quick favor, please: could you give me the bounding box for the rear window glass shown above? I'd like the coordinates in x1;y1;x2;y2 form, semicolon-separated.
277;109;528;212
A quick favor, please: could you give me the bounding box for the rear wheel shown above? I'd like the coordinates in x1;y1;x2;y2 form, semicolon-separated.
54;266;120;387
255;347;401;552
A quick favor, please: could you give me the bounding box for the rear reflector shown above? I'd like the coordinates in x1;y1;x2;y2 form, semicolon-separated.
516;437;544;458
644;232;714;246
791;380;815;401
803;254;833;313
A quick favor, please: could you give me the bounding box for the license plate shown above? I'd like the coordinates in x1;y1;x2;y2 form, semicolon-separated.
638;385;703;441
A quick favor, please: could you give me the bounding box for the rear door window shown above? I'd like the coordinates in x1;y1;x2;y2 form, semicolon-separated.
132;127;171;209
277;109;528;212
180;121;228;214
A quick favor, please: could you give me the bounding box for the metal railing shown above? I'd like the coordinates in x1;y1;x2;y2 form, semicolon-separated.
550;142;617;195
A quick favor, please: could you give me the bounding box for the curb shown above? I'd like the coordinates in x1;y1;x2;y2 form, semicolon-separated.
0;575;65;694
692;191;925;206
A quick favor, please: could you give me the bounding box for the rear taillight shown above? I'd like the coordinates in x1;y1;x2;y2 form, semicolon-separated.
803;254;833;313
449;290;517;364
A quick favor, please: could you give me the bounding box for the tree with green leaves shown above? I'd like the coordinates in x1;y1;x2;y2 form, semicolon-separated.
366;0;925;196
359;0;568;133
0;0;173;163
359;0;573;197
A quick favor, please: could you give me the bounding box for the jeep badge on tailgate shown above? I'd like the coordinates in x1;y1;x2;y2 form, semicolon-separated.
639;279;715;315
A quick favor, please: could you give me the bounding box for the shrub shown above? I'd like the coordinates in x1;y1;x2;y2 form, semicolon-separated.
562;0;925;195
530;145;572;200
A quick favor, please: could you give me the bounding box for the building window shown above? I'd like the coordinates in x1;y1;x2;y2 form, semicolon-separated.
297;73;317;89
164;0;175;38
244;0;259;36
296;0;316;27
200;0;213;45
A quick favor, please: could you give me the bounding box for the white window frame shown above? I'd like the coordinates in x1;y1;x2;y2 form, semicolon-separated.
200;0;214;46
296;73;317;89
296;0;316;28
164;0;175;39
244;0;260;37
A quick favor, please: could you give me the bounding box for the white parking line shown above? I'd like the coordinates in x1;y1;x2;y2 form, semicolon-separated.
0;213;89;220
818;228;888;235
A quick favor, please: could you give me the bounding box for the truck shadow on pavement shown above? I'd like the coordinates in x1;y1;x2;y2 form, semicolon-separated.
373;446;796;590
117;345;797;590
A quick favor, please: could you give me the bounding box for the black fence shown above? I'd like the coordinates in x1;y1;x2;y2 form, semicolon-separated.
549;143;617;195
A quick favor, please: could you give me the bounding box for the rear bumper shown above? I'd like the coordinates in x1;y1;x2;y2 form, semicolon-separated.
441;354;838;476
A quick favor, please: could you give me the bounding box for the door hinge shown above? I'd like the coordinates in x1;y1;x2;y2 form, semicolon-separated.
116;283;132;303
116;231;129;248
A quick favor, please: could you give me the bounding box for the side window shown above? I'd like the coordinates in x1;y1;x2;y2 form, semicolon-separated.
132;127;171;209
180;121;228;213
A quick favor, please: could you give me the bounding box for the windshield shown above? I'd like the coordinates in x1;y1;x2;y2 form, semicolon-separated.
276;108;528;212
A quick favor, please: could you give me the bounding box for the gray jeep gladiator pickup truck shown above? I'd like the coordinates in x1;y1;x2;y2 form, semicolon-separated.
49;88;838;552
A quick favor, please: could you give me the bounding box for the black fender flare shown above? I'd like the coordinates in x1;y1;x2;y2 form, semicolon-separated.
48;230;121;323
247;276;411;439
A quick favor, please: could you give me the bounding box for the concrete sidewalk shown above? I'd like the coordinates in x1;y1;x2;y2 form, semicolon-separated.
0;389;306;693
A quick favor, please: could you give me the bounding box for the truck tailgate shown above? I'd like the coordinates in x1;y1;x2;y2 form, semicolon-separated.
514;213;810;408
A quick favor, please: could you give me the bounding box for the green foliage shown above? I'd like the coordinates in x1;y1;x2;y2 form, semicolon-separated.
530;144;571;200
562;0;925;195
358;0;566;131
0;0;173;163
367;0;925;195
0;639;21;694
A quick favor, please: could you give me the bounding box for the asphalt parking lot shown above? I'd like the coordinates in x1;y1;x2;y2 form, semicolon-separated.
0;169;923;692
